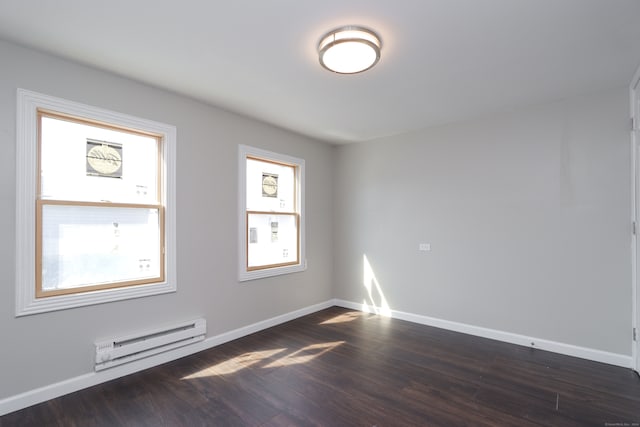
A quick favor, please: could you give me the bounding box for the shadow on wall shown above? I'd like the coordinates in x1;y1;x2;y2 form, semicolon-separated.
362;254;391;317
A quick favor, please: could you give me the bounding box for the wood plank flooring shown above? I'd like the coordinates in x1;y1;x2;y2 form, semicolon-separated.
2;306;639;426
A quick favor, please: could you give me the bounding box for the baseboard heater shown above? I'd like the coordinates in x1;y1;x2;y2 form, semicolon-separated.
95;318;206;371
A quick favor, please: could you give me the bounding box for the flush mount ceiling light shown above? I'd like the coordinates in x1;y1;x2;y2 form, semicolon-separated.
318;26;381;74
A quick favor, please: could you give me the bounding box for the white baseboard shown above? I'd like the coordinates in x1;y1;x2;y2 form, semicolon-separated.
333;299;633;369
0;299;334;417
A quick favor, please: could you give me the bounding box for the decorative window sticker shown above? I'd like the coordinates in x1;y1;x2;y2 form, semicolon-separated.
262;173;278;198
86;138;123;178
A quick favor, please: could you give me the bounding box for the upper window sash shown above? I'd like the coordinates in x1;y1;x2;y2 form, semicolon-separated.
38;111;162;205
246;157;296;213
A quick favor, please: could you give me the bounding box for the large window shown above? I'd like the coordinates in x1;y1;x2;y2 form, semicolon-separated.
238;145;305;281
16;89;176;316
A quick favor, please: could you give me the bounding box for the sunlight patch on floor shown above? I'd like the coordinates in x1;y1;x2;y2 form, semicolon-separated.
320;311;362;324
182;348;287;379
263;341;345;368
181;341;346;379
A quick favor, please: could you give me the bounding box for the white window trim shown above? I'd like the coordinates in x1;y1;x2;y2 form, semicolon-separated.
15;89;177;316
238;145;306;281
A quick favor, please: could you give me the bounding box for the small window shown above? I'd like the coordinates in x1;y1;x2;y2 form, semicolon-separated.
16;89;176;316
239;145;305;281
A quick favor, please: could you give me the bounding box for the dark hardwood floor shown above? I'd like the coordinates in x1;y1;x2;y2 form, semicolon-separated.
2;306;640;426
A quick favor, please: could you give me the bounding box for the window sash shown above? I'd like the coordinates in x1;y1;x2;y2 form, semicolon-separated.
245;155;299;271
38;110;162;204
246;156;297;213
36;199;165;297
36;109;165;298
246;211;300;271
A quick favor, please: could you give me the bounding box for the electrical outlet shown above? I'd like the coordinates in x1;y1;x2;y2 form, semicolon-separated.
419;243;431;251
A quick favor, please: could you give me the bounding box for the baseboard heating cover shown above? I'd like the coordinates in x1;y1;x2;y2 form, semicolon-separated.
95;318;206;371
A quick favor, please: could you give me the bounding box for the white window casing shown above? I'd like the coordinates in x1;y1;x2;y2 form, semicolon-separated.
15;89;177;316
238;144;306;281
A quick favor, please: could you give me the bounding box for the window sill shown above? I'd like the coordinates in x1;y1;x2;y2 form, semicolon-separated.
239;260;307;282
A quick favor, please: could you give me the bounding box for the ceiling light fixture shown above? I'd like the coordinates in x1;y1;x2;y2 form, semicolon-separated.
318;26;381;74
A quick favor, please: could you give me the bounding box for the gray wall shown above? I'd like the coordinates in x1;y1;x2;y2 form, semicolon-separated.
0;40;334;399
333;88;632;355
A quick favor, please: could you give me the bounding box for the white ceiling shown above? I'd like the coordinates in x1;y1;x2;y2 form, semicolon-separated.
1;0;639;144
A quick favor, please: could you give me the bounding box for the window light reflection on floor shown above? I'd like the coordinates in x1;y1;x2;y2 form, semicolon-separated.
181;341;345;380
182;348;287;379
263;341;345;369
320;311;362;325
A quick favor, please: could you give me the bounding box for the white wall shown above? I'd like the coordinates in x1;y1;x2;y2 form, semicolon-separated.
0;39;334;400
333;88;632;356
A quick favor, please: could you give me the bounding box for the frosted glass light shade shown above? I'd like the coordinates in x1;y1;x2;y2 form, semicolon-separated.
318;26;381;74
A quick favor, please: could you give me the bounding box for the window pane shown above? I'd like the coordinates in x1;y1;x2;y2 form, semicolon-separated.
246;158;295;212
247;213;298;268
41;204;161;291
40;115;159;204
